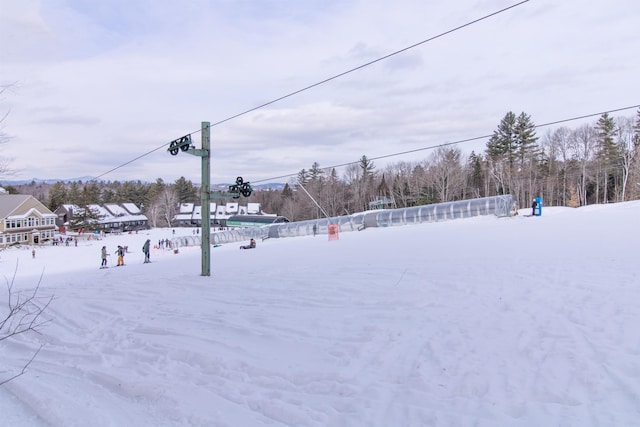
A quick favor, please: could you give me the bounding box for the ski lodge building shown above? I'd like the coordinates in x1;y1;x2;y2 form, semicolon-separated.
172;202;263;227
0;192;58;247
54;203;148;233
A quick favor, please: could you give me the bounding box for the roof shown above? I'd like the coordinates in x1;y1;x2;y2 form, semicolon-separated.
105;204;129;217
179;203;194;214
174;214;193;221
247;203;260;214
225;202;239;213
0;194;31;218
122;203;141;214
0;194;54;218
87;204;111;219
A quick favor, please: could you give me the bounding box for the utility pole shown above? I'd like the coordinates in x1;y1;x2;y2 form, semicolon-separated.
200;122;211;276
167;122;252;277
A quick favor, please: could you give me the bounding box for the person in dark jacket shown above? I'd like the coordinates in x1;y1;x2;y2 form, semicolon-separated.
115;245;125;266
531;199;538;216
142;239;151;263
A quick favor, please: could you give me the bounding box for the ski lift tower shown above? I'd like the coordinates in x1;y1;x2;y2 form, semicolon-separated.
167;122;252;276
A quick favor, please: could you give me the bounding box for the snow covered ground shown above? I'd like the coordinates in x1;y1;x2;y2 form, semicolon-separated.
1;201;639;426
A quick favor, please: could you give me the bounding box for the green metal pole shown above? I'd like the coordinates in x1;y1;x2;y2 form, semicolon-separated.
201;122;211;276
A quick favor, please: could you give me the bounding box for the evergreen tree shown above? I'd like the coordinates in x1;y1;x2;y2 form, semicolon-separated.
595;113;619;164
101;187;115;204
486;111;539;201
146;178;166;209
67;181;81;205
2;185;18;194
308;162;325;182
82;182;101;205
47;182;68;211
358;155;375;180
466;151;484;198
376;173;390;196
595;112;621;202
514;112;539;160
70;185;102;231
281;183;294;199
297;169;309;185
486;112;518;162
173;177;197;204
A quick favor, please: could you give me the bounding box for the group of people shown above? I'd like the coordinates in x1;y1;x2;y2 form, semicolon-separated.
52;236;76;246
100;239;151;268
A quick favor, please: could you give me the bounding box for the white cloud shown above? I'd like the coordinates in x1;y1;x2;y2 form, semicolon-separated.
1;0;639;185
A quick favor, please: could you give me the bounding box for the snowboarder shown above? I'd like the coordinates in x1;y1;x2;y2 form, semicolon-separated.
531;199;538;216
240;238;256;250
101;246;109;268
115;245;125;266
142;239;151;263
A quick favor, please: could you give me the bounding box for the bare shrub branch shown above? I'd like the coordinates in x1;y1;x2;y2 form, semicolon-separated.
0;261;53;385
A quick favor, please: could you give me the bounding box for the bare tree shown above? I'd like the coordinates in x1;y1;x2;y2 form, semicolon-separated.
613;116;636;202
0;83;15;177
543;127;572;206
426;147;465;202
145;201;163;228
1;264;52;385
158;186;178;227
569;124;597;206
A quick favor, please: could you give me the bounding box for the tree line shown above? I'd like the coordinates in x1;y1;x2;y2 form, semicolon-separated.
271;109;640;220
5;109;640;223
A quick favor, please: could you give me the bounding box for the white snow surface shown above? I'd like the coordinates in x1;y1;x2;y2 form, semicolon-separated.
1;202;639;426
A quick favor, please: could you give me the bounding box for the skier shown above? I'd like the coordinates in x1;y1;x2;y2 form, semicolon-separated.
142;239;151;263
115;245;125;266
531;199;538;216
101;246;109;268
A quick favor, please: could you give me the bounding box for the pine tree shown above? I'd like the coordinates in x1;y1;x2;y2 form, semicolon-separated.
173;177;197;204
70;186;102;231
595;113;619;164
297;169;309;185
47;182;68;211
358;155;375;180
281;183;294;199
466;151;484;198
486;112;518;161
595;112;621;202
82;182;101;205
376;173;390;197
486;111;539;201
308;162;325;183
514;112;539;160
67;181;81;205
486;112;518;195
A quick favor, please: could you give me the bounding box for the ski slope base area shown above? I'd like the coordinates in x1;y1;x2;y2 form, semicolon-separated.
1;202;639;426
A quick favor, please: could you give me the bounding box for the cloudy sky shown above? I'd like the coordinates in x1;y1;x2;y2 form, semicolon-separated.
1;0;638;185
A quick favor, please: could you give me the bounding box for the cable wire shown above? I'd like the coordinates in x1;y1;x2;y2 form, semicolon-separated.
90;0;530;181
250;104;640;184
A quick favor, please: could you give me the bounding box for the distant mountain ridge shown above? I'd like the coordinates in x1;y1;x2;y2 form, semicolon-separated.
0;177;97;185
0;178;285;191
